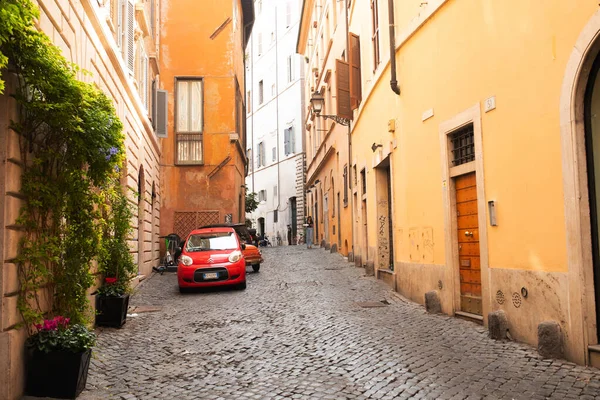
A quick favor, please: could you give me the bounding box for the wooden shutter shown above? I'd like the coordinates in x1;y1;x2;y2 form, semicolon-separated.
284;128;290;155
336;59;352;121
116;0;123;48
151;80;157;128
156;89;168;138
289;127;294;154
127;0;135;72
349;33;362;110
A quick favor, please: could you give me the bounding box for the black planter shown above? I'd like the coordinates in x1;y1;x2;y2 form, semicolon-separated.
25;348;91;399
95;294;130;328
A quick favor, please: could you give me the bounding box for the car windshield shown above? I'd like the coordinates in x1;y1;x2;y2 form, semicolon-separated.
185;232;237;251
234;227;252;242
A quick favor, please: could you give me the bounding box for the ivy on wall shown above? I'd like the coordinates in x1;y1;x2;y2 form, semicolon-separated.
0;0;136;330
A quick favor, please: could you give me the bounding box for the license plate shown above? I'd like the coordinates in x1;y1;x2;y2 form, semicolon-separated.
203;272;218;280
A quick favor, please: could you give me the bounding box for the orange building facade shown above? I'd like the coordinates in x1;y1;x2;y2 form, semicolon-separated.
159;0;254;240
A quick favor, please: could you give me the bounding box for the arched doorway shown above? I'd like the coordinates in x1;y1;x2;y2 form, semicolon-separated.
559;11;600;364
137;165;145;275
585;50;600;344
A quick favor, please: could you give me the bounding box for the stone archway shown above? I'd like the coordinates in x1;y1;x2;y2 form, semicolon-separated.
559;9;600;365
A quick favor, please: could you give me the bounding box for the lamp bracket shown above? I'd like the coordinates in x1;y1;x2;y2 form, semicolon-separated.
321;114;350;126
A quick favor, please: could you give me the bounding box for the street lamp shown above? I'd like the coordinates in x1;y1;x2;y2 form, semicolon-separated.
309;90;350;126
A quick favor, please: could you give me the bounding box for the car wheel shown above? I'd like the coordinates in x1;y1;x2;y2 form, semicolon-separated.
252;264;260;273
237;281;247;290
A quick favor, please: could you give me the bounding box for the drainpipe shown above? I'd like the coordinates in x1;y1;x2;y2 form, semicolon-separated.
388;0;400;95
345;0;354;257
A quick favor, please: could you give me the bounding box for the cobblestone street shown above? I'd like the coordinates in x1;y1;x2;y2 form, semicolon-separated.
79;246;600;400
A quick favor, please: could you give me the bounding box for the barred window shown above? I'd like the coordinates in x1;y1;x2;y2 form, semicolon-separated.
449;124;475;166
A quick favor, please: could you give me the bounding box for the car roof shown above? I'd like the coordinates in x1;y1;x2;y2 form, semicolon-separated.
188;227;236;235
200;223;246;229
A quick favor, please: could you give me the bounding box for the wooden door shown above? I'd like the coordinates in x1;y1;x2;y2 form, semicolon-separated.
456;172;482;315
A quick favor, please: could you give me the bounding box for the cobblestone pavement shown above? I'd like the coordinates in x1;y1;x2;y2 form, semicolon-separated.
78;246;600;400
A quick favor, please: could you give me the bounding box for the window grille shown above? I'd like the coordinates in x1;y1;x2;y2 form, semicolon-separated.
360;168;366;195
449;124;475;166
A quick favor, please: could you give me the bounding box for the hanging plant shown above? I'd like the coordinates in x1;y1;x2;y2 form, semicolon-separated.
0;0;130;330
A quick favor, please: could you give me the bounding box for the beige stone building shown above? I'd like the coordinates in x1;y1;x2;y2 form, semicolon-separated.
299;0;600;367
0;0;163;397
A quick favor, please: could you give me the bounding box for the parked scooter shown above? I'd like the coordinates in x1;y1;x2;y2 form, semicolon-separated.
258;234;271;247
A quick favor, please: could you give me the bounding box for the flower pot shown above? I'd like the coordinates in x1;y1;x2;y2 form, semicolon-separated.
95;293;130;328
25;348;91;399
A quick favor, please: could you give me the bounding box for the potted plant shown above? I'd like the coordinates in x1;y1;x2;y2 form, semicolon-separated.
96;183;136;328
95;277;130;327
25;316;96;399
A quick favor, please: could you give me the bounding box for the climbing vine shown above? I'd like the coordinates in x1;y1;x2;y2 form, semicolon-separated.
0;0;132;330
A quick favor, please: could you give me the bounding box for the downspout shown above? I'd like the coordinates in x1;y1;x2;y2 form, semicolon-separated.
275;5;282;235
388;0;400;95
345;0;354;257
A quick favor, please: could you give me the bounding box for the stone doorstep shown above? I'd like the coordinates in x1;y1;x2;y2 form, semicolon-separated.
455;310;484;325
588;345;600;369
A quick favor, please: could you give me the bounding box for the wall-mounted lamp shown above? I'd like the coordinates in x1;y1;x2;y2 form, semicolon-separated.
371;142;383;152
309;91;350;126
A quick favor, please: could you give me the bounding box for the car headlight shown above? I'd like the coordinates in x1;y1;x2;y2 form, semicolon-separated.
228;250;242;263
180;255;193;266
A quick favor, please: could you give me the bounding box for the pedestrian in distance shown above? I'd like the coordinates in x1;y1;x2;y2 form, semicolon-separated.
305;216;314;249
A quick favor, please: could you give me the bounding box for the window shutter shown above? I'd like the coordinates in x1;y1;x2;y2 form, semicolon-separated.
126;0;135;72
272;146;276;162
155;89;168;138
116;0;123;48
290;126;295;153
336;59;352;121
151;80;157;128
284;128;290;155
349;33;362;110
142;54;148;109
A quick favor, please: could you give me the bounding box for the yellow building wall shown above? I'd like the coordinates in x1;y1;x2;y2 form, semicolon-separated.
353;0;598;274
348;0;599;363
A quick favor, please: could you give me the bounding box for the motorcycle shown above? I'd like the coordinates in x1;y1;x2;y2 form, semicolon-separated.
258;234;271;247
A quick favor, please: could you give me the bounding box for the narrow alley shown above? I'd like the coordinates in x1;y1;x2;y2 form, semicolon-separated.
79;247;600;400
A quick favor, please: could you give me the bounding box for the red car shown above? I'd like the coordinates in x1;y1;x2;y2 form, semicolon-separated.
177;227;247;293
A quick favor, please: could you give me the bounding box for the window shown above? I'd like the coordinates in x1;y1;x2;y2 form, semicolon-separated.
258;80;264;104
360;168;366;195
353;165;357;187
449;124;475;166
257;0;262;14
371;0;380;70
176;79;203;164
247;90;251;113
257;142;265;168
274;209;278;222
284;126;294;155
137;43;149;110
343;165;348;207
349;33;362;110
286;2;292;28
272;146;276;162
259;189;266;202
287;55;294;83
258;32;263;55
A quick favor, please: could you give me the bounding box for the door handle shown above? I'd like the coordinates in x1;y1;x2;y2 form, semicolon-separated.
465;231;474;237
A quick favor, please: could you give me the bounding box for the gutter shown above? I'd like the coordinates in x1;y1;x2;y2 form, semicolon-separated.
388;0;400;95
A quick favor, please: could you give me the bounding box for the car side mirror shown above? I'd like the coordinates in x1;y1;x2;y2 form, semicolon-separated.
241;244;246;250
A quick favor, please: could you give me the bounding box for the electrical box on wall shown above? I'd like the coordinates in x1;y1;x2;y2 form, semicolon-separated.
488;200;497;226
